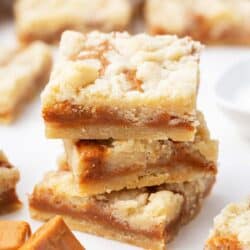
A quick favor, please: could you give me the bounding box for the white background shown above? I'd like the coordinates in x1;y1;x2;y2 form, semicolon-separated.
1;21;250;250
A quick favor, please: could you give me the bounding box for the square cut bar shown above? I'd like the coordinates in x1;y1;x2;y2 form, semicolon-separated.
205;199;250;250
63;112;218;194
42;31;202;141
19;216;85;250
0;221;31;250
0;42;52;123
0;151;21;214
15;0;139;44
29;171;215;250
145;0;250;45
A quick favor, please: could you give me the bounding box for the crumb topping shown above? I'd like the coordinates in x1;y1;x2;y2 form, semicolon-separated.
209;199;250;248
110;189;184;228
42;31;202;112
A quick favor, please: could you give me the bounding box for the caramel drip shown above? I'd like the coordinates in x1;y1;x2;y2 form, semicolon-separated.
123;69;143;92
76;40;113;76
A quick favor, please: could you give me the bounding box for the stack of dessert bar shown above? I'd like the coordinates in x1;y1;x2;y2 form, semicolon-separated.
30;31;218;250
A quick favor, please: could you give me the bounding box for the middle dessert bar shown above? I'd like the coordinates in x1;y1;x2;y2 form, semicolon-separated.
63;112;218;195
42;30;202;141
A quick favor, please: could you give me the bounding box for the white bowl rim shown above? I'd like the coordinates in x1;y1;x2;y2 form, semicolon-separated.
214;59;250;116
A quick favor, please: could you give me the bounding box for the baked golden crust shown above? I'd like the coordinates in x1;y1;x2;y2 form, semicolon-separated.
63;113;218;194
19;216;85;250
42;31;202;140
0;220;31;250
15;0;135;43
145;0;250;45
0;151;21;214
0;42;52;123
205;199;250;250
29;171;215;250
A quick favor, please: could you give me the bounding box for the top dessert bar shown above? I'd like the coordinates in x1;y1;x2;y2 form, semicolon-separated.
205;199;250;250
15;0;137;43
42;31;202;141
145;0;250;45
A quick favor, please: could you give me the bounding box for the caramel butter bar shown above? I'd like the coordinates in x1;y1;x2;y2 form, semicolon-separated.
0;151;21;214
205;199;250;250
19;216;85;250
29;171;215;250
0;221;31;250
0;42;52;123
145;0;250;45
15;0;137;43
42;31;202;141
63;112;218;194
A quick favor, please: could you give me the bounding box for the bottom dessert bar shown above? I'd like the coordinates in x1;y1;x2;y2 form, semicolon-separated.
29;171;215;250
0;151;21;214
205;199;250;250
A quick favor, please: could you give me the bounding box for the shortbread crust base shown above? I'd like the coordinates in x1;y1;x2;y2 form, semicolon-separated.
45;123;196;141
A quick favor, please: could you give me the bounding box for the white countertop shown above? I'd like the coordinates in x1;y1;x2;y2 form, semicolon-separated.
1;21;250;250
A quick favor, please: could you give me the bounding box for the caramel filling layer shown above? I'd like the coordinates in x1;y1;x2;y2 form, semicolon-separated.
29;192;183;240
43;102;194;129
74;141;216;182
